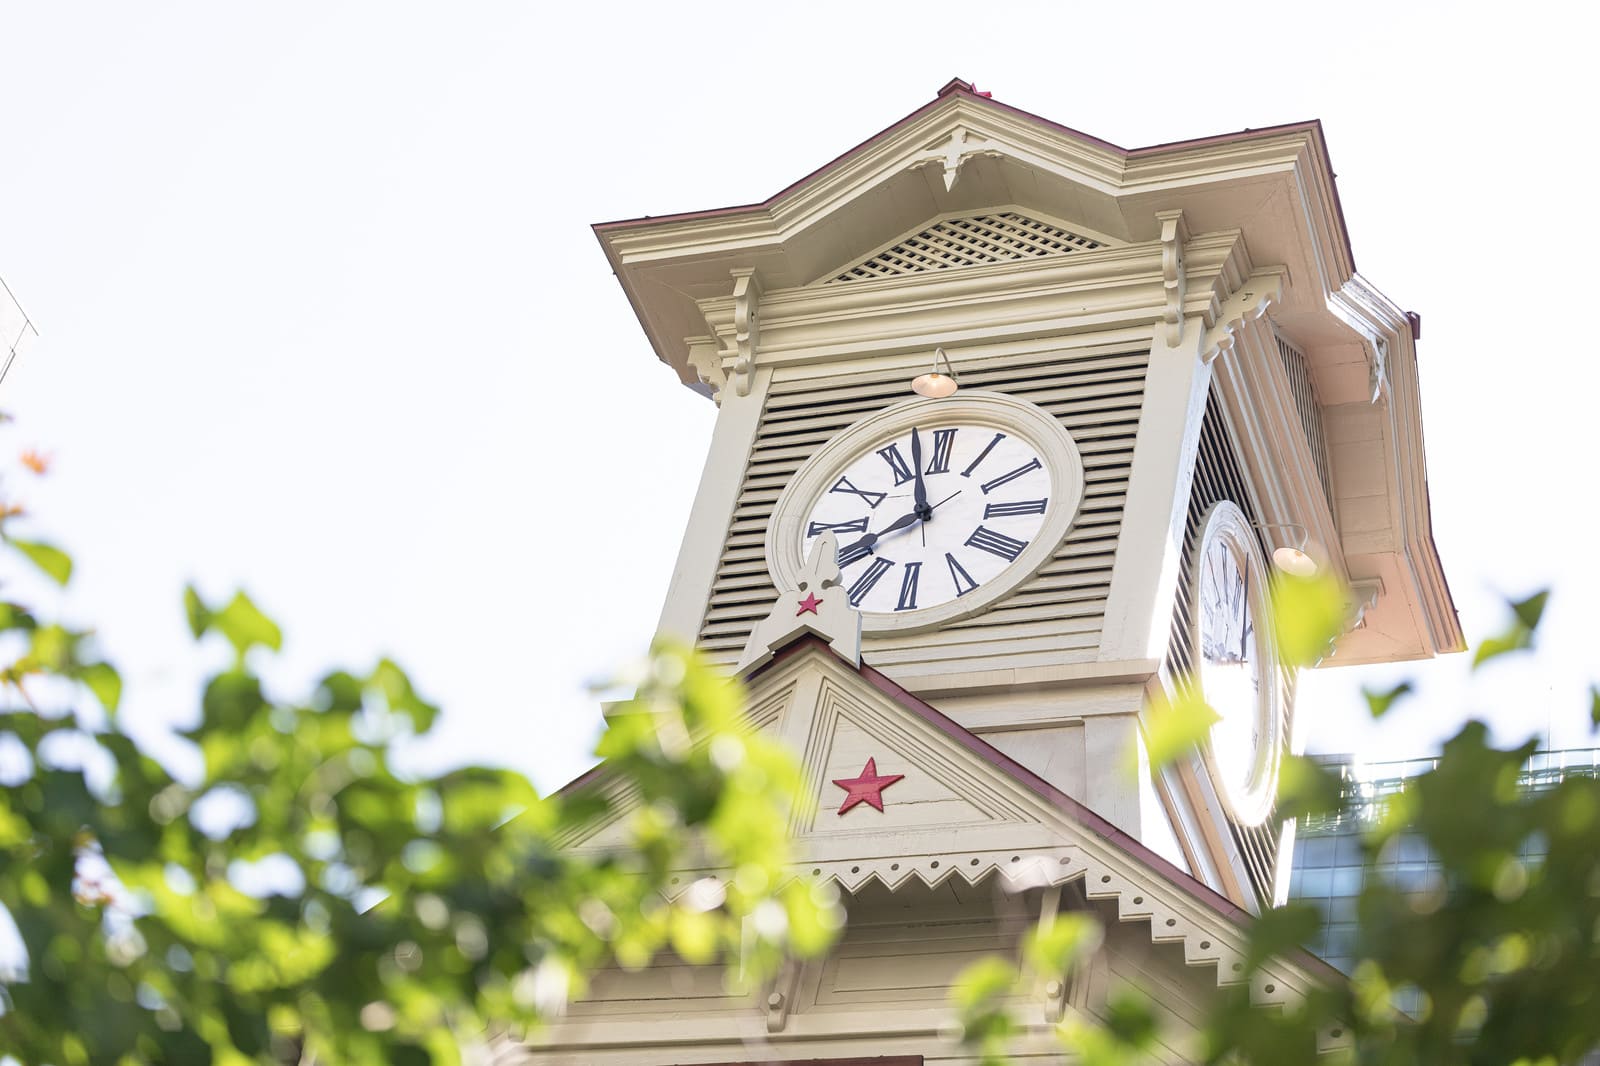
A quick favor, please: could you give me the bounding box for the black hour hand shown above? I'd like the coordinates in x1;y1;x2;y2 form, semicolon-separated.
837;510;921;565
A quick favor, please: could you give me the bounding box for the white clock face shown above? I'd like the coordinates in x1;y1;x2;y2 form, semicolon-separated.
1197;532;1262;800
800;424;1053;615
1189;499;1281;825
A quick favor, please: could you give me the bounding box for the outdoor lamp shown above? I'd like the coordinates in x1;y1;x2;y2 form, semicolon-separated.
911;347;960;398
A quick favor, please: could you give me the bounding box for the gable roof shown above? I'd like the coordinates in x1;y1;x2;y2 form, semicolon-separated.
595;78;1352;267
592;78;1359;394
564;633;1342;1001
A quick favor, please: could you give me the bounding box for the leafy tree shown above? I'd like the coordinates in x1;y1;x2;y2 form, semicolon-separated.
6;413;1599;1066
949;578;1600;1066
0;426;839;1064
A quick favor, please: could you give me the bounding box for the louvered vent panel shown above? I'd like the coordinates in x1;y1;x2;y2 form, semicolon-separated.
1276;334;1335;515
1166;389;1291;910
698;350;1148;672
829;213;1105;284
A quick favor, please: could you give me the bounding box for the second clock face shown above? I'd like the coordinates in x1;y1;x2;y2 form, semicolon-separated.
1189;500;1280;826
1197;530;1262;800
800;424;1053;615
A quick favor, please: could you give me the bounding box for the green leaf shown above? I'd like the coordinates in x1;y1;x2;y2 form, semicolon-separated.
1472;625;1532;671
200;670;267;734
79;661;122;713
1511;589;1550;632
370;658;439;732
1142;689;1219;771
669;906;718;964
1363;681;1414;719
950;956;1020;1011
184;585;212;638
9;538;72;585
1026;912;1103;975
1269;571;1348;667
1276;754;1345;820
1591;685;1600;731
212;591;282;657
0;601;37;631
1473;592;1550;671
1244;902;1323;971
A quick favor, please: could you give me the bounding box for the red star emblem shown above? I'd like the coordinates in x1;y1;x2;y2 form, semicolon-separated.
796;592;822;616
832;757;905;815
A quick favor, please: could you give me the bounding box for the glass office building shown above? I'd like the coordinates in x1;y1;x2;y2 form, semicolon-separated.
1287;747;1600;974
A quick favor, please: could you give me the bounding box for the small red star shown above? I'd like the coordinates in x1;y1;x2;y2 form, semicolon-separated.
832;757;905;815
796;592;822;616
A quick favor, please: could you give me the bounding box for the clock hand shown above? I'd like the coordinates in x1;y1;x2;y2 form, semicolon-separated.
836;490;963;560
837;509;923;560
910;427;931;520
1238;567;1249;662
921;488;964;547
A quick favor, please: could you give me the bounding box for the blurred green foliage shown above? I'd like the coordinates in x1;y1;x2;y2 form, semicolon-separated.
0;436;838;1064
6;421;1599;1066
951;573;1600;1066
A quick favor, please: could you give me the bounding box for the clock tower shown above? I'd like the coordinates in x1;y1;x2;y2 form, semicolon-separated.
510;80;1460;1064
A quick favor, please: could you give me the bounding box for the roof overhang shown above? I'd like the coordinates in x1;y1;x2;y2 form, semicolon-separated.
594;79;1353;390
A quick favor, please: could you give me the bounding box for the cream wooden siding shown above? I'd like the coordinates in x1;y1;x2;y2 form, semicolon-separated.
698;349;1149;676
1276;333;1335;517
1165;388;1291;909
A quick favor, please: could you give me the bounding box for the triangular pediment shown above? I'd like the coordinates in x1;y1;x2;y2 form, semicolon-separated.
824;210;1118;285
560;636;1334;1000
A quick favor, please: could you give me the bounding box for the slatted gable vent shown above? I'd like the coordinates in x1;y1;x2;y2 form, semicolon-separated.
698;350;1148;675
1276;334;1335;516
1166;389;1292;910
829;212;1106;284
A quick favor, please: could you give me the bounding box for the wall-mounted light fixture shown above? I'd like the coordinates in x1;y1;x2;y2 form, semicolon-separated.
1253;522;1320;577
911;347;959;398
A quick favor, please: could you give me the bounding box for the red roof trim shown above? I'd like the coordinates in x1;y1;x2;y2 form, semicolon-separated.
753;637;1247;917
746;634;1344;983
562;633;1342;984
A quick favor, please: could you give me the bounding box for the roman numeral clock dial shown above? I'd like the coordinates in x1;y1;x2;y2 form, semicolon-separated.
767;393;1086;634
1189;500;1283;828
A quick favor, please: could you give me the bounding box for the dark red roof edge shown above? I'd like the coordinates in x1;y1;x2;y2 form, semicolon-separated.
746;634;1347;984
592;79;1356;276
557;632;1343;985
745;638;1245;914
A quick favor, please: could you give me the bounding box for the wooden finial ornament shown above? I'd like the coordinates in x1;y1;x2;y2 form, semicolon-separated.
735;532;862;673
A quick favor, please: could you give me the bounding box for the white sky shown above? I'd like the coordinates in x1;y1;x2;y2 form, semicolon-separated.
1;1;1596;793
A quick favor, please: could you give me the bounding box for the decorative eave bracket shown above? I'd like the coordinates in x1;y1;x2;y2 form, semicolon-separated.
1156;209;1191;346
1201;270;1285;366
729;267;763;398
684;336;727;401
908;125;1008;191
1347;578;1385;632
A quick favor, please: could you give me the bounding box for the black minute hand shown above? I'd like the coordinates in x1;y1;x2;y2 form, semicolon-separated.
910;427;930;518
